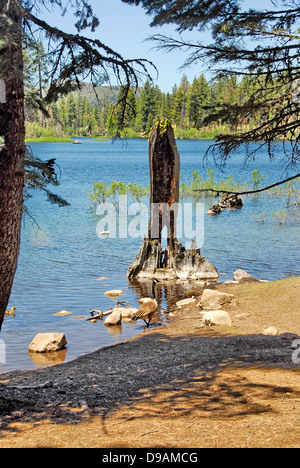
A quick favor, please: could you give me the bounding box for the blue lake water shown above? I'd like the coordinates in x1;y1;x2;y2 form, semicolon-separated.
1;138;299;373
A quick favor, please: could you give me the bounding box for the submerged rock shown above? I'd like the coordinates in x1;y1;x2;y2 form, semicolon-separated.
104;290;123;297
53;310;72;316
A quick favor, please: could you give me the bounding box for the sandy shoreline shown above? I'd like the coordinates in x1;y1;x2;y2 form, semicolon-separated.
0;276;299;448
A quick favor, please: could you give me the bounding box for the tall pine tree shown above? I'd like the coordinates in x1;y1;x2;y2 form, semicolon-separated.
0;0;153;330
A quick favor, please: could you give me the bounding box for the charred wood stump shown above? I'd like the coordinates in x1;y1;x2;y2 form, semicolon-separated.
207;194;243;215
126;119;218;281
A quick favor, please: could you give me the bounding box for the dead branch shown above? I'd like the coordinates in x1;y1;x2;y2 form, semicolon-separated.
194;173;300;197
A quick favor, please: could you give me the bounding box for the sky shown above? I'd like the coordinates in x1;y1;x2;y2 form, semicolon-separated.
39;0;279;93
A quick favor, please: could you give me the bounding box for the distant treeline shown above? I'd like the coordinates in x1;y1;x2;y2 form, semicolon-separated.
25;74;267;140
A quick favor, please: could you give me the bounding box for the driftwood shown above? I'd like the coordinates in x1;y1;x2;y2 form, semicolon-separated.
87;301;132;322
87;310;103;322
87;309;114;322
127;119;218;281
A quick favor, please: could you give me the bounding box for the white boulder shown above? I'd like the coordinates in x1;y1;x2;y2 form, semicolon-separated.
116;307;138;318
104;310;122;326
176;298;197;308
199;289;236;310
104;290;123;297
233;269;253;281
53;310;72;316
29;333;67;353
262;327;279;336
202;310;232;327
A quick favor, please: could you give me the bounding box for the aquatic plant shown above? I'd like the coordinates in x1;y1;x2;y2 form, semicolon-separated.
180;167;249;197
90;169;300;227
90;180;148;208
251;169;265;190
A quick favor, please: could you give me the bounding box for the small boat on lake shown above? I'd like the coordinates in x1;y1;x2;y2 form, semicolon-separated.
73;139;82;144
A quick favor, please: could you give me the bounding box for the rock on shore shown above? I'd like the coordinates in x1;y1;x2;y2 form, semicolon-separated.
202;310;232;327
29;333;67;353
199;289;236;310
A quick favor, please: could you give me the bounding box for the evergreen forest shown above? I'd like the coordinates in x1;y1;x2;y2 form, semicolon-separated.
25;42;286;141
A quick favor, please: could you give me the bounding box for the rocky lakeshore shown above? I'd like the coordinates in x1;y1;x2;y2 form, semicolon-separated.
0;275;299;448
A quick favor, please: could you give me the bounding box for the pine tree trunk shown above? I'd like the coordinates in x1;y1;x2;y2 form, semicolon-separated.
0;0;25;329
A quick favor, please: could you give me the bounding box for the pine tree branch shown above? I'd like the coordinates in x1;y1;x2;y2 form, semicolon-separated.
194;174;300;196
21;7;156;102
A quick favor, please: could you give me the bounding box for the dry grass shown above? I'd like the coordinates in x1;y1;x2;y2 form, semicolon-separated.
219;277;300;336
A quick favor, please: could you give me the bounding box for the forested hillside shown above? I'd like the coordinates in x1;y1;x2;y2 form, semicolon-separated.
25;74;264;140
24;40;291;141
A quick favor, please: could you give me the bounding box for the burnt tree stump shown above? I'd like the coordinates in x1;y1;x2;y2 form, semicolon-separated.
126;119;218;281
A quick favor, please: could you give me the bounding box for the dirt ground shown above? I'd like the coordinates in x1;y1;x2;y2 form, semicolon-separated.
0;277;299;448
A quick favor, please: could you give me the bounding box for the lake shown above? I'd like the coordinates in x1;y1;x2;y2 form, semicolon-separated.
1;138;299;373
